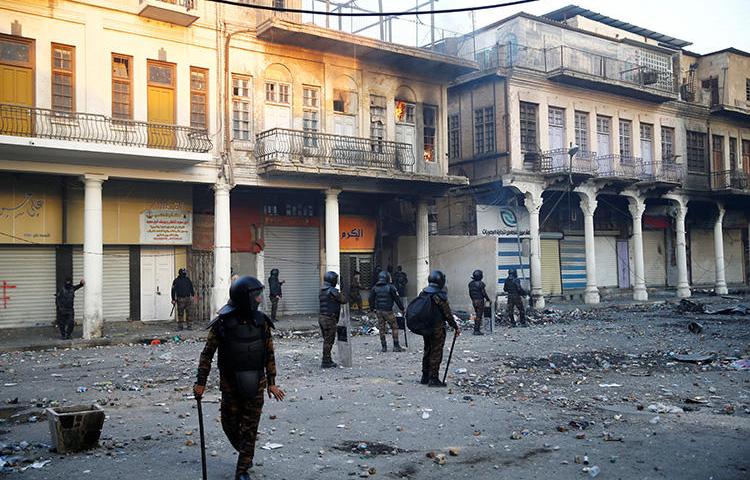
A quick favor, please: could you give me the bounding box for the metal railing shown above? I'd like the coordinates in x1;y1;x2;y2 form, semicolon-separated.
144;0;197;10
641;160;684;184
497;43;675;94
255;128;416;172
711;170;749;190
596;154;642;179
539;148;597;175
0;103;211;153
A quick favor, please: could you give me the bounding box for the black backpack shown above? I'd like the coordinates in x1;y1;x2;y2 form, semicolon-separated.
56;287;75;311
405;292;437;335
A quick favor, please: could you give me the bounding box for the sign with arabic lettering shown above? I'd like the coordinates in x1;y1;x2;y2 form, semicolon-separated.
340;215;376;252
140;210;192;244
476;205;530;237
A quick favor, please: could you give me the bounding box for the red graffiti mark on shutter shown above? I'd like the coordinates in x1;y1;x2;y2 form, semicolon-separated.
1;281;17;309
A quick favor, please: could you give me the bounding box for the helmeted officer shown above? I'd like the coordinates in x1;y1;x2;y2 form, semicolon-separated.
267;268;284;321
468;269;491;335
393;265;408;298
55;278;84;339
419;270;460;387
369;271;405;352
319;271;347;368
193;276;285;480
503;269;528;327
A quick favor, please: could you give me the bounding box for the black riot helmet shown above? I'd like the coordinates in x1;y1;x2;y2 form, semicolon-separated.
323;271;339;288
428;270;446;289
270;268;279;277
507;268;518;278
179;268;187;277
472;269;483;281
377;271;391;285
229;276;265;313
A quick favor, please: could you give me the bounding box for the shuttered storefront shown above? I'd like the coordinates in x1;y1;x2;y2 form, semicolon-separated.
540;239;562;296
595;236;619;287
560;236;586;291
0;247;57;328
263;226;320;314
643;230;667;287
690;229;745;286
73;247;130;322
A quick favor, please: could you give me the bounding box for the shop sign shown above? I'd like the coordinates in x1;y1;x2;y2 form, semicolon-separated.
340;216;376;252
140;209;192;244
476;205;530;236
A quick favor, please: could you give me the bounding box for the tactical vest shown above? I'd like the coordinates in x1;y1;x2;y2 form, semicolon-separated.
468;280;486;300
319;287;341;317
217;312;267;374
57;287;75;312
504;278;522;296
372;283;397;311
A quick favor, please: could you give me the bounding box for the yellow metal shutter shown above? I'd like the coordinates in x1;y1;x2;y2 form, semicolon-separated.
540;239;562;296
643;230;666;287
0;246;57;328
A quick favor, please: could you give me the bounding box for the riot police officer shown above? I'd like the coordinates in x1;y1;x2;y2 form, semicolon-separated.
369;271;405;352
193;276;285;480
503;269;528;327
419;270;460;387
468;269;491;335
319;271;347;368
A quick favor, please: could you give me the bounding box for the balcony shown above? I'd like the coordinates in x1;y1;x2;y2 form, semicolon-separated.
596;154;642;183
255;128;424;180
538;148;597;178
497;44;677;102
138;0;199;27
639;160;684;187
0;103;211;167
711;170;750;194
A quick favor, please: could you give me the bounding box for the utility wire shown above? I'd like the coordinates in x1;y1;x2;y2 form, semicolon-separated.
207;0;540;17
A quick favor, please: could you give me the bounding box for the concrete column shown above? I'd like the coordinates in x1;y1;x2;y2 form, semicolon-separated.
524;189;545;309
714;204;728;295
576;185;600;304
416;199;430;291
324;189;341;275
627;196;648;301
82;174;107;339
212;181;232;314
667;195;691;298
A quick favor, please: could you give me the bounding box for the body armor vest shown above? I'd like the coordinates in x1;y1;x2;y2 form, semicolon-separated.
372;283;398;311
468;280;486;300
319;286;341;317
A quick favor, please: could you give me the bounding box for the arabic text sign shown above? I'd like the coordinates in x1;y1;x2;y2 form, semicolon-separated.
340;215;376;252
140;210;193;245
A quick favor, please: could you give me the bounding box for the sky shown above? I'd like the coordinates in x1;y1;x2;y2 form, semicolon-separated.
306;0;750;54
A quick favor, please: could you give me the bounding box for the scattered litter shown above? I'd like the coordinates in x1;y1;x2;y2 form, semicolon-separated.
676;299;705;314
76;387;88;393
687;321;703;334
454;368;467;374
421;411;430;420
261;443;283;450
730;359;750;370
670;353;716;364
649;416;660;424
685;397;709;404
588;465;601;478
706;304;750;315
648;403;684;414
598;383;622;388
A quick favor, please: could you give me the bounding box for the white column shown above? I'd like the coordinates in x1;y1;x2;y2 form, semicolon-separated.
668;195;691;298
627;196;648;301
324;189;341;275
82;174;107;339
416;199;430;290
524;188;545;309
714;204;728;295
576;185;599;304
212;181;232;314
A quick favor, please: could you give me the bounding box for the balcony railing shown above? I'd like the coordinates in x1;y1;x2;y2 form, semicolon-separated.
0;104;211;153
138;0;199;26
641;160;684;184
149;0;196;8
711;170;749;191
596;154;642;179
255;128;416;173
496;43;676;96
539;148;597;176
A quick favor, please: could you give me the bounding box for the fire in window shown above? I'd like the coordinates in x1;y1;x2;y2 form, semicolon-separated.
395;100;415;124
423;105;437;162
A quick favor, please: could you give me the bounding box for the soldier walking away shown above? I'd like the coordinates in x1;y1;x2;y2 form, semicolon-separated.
172;268;196;330
503;269;528;327
369;271;405;352
468;270;491;335
55;278;84;339
267;268;284;321
349;270;363;312
319;271;347;368
394;265;408;298
419;270;460;387
193;276;285;480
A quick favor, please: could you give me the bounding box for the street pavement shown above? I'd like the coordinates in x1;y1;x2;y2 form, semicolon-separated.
0;295;749;479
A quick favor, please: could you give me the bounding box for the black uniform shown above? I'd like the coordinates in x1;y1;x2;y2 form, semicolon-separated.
394;267;408;298
268;269;284;320
503;273;528;326
369;273;405;351
319;272;347;368
55;280;83;339
468;279;491;333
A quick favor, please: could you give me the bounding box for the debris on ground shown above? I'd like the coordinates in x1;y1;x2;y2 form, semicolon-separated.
706;304;750;315
670;353;716;364
647;403;684;414
687;321;704;334
676;299;705;314
730;359;750;370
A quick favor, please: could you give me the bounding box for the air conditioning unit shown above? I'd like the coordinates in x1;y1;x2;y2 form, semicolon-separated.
642;69;659;85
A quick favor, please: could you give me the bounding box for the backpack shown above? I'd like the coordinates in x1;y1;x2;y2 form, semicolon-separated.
56;287;75;311
405;292;437;335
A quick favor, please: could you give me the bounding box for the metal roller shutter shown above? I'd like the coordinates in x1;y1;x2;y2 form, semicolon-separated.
263;226;320;315
73;247;130;322
690;229;744;286
540;239;562;296
724;229;744;285
0;247;56;328
560;236;586;291
643;230;666;287
595;236;619;287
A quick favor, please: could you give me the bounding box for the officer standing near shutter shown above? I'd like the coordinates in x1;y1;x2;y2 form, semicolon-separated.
193;276;285;480
319;271;347;368
468;270;491;335
55;278;84;339
267;268;284;321
419;270;460;387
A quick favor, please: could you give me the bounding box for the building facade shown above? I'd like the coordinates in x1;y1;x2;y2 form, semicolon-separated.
441;5;750;307
0;0;475;333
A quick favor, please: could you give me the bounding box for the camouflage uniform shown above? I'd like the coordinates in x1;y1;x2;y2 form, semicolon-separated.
375;310;399;345
319;289;347;365
422;294;458;382
196;321;277;477
270;295;280;320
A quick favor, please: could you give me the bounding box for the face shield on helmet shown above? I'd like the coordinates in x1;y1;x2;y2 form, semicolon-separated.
229;276;265;312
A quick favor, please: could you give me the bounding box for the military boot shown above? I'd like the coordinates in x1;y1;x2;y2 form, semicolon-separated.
393;340;403;352
321;359;338;368
473;328;484;336
420;372;430;385
381;339;387;353
237;473;253;480
428;377;447;388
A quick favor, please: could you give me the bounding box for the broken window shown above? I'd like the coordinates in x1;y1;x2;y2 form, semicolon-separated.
661;126;675;162
370;95;386;153
334;88;358;114
423;105;437;162
448;114;459;160
232;74;252;140
265;81;290;104
394;100;415;124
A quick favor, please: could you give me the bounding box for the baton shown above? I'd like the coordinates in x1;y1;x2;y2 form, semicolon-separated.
196;398;208;480
170;303;175;317
442;329;458;384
